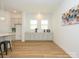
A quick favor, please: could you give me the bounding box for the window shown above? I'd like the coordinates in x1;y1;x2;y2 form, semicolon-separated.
30;20;37;29
41;20;48;29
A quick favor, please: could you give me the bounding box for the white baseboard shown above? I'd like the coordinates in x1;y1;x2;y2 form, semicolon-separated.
53;39;79;58
52;39;75;58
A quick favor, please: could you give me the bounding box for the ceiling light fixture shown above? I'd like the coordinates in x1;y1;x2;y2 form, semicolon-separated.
36;13;43;20
0;17;5;20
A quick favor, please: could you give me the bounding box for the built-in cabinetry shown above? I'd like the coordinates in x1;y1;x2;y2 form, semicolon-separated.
25;32;53;40
10;12;22;40
15;24;22;40
10;12;22;27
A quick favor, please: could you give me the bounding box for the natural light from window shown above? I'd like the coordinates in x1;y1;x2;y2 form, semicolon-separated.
30;20;48;30
41;20;48;29
30;20;37;29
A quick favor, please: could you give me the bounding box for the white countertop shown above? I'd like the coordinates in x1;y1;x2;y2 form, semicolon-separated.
0;33;15;37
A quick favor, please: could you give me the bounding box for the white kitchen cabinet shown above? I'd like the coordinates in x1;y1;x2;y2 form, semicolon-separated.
15;25;22;40
25;32;53;40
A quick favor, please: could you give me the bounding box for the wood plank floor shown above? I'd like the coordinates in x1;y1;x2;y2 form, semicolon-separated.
3;40;71;58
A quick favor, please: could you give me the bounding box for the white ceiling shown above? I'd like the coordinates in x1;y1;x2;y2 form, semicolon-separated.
0;0;63;13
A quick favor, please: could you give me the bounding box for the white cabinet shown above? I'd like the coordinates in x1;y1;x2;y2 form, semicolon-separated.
15;25;22;40
10;12;22;25
25;32;53;40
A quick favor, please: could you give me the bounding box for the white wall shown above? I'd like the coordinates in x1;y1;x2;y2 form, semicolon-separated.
0;10;11;33
22;12;53;41
52;0;79;58
22;12;53;32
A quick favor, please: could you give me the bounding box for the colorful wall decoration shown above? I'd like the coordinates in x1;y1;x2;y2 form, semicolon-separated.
62;5;79;25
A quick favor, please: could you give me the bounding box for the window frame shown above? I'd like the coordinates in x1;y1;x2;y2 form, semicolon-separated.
30;20;37;29
41;20;48;29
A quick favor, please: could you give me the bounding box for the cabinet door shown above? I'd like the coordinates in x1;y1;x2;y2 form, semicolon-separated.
15;25;22;40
